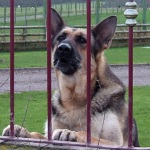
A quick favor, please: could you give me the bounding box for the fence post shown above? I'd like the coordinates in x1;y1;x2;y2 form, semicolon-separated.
124;0;138;147
67;3;70;17
82;2;84;15
95;0;100;24
86;0;91;145
46;0;52;141
75;1;77;16
25;6;27;25
43;0;46;39
142;0;147;30
35;4;37;20
15;7;16;24
23;7;28;41
4;6;6;25
10;0;15;137
60;2;63;16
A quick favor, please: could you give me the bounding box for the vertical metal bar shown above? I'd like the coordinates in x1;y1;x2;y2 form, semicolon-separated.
142;0;147;30
10;0;15;137
127;0;134;147
46;0;52;141
124;0;138;147
128;26;133;147
86;0;91;145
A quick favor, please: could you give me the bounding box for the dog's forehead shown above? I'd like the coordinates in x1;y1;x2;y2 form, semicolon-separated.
61;27;86;36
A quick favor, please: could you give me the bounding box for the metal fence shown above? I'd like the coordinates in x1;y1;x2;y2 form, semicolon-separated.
0;0;150;149
0;24;150;51
0;0;150;26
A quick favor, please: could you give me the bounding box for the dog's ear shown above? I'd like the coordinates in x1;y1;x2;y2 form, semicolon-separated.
92;16;117;53
50;8;65;40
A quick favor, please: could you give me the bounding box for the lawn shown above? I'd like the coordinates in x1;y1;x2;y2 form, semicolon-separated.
0;51;46;68
132;86;150;147
0;91;47;135
0;47;150;68
0;5;150;26
105;47;150;65
0;86;150;147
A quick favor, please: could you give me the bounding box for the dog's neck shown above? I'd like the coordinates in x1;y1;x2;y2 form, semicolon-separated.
96;52;125;89
96;54;110;87
55;68;97;109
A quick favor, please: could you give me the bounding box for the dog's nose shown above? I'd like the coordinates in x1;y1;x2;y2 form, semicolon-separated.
57;43;71;54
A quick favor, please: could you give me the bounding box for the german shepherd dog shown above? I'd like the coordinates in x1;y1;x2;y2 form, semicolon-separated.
2;8;140;147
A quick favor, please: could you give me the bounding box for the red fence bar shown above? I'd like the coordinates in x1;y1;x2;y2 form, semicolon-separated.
128;26;133;147
46;0;52;140
124;0;138;147
1;136;150;150
10;0;15;137
86;0;91;145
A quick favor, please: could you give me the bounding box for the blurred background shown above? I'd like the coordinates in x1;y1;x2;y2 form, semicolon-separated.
0;0;149;51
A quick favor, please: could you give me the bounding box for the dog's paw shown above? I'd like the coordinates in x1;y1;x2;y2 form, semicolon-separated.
2;124;30;138
52;129;77;142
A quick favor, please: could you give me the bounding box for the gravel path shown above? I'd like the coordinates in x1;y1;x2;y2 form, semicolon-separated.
0;64;150;93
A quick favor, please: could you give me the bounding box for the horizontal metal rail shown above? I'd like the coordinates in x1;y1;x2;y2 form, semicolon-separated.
0;33;45;37
0;26;45;29
1;37;150;43
0;24;150;29
0;30;150;37
0;136;150;150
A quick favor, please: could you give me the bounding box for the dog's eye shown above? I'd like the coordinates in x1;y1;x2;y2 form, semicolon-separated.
76;36;86;44
57;33;66;42
57;35;65;42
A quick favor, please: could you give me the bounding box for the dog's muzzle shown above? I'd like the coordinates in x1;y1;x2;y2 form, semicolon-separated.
55;43;72;64
57;43;72;55
53;43;81;75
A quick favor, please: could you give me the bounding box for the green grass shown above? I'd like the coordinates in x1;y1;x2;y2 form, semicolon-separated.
0;5;149;46
0;47;150;68
0;92;47;134
0;51;47;68
0;86;150;146
132;86;150;147
63;10;150;26
0;5;150;26
106;47;150;65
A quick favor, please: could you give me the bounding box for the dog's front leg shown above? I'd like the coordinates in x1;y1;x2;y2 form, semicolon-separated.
76;131;116;146
52;129;77;142
2;124;46;139
52;129;116;146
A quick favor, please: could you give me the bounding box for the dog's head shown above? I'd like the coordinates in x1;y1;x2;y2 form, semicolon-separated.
50;8;117;76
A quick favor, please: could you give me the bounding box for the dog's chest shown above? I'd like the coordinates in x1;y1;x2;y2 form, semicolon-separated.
57;107;87;130
55;106;120;133
51;102;123;145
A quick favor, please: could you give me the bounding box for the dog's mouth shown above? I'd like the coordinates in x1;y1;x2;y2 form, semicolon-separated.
53;42;81;75
54;57;68;66
59;58;68;64
53;55;81;75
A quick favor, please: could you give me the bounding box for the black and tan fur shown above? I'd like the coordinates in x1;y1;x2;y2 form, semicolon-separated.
2;8;139;147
